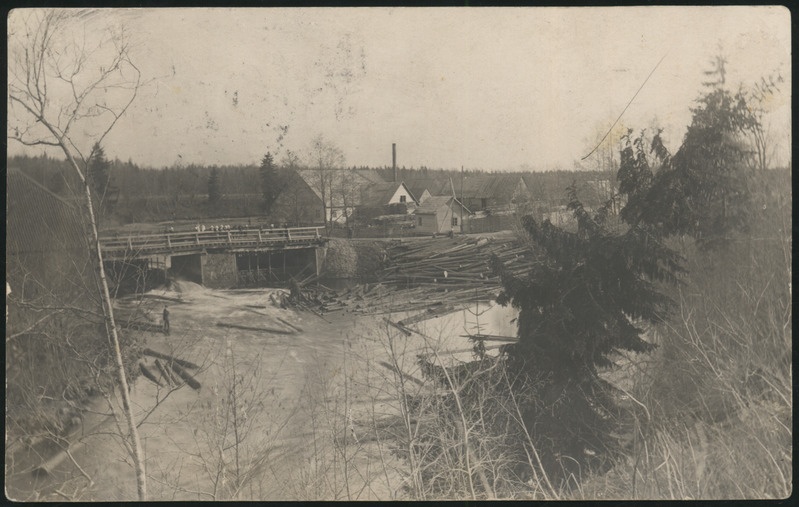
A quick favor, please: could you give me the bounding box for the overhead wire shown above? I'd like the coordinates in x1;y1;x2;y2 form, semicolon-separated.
581;51;669;161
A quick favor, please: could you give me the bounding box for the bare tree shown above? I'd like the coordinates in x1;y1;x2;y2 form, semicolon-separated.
744;72;784;172
8;10;147;500
335;169;359;230
307;134;346;232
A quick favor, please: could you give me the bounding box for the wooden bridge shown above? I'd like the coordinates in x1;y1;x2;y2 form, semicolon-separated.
100;227;326;259
100;227;328;288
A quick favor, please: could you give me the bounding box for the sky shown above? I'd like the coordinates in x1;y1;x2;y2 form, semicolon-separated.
7;7;792;171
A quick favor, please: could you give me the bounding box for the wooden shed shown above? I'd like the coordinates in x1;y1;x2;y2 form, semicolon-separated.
415;196;472;235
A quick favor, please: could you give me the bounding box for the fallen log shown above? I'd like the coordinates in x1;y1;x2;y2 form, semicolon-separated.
154;358;178;386
462;333;518;342
143;348;199;369
276;317;303;333
215;322;294;334
384;318;412;336
377;361;425;387
139;363;164;387
170;363;202;390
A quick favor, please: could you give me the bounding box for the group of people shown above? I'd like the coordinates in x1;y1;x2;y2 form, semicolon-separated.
194;223;241;232
192;222;274;233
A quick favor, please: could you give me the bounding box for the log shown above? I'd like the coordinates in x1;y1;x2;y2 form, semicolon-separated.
385;318;413;336
170;363;202;390
139;294;185;304
139;363;164;387
377;361;425;387
276;317;303;333
462;333;518;343
142;348;199;369
154;358;178;386
215;322;294;334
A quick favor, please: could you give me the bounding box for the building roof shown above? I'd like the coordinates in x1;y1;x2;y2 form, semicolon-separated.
416;195;472;215
459;174;528;202
352;168;391;185
359;181;416;208
404;178;452;201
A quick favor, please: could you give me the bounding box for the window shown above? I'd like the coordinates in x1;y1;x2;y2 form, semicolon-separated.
418;216;423;226
331;210;338;218
400;195;407;203
451;216;458;226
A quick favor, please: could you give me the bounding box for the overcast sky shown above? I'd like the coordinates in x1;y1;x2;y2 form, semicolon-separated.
7;7;791;171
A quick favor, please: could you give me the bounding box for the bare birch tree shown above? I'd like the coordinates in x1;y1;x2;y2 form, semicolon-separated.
8;9;147;500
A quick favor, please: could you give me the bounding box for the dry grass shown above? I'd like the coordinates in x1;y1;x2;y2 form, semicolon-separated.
576;177;792;500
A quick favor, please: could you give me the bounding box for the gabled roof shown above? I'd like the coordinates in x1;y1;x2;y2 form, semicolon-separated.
459;174;528;201
359;181;417;207
416;195;472;215
352;168;391;185
404;178;452;200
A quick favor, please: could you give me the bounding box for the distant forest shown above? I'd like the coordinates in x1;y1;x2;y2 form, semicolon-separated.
7;153;618;227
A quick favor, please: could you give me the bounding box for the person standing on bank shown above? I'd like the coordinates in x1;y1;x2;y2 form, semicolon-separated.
163;305;170;335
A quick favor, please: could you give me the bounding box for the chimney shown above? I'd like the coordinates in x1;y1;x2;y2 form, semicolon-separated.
392;143;397;182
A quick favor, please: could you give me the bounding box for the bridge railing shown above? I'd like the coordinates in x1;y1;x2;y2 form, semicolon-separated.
100;226;326;254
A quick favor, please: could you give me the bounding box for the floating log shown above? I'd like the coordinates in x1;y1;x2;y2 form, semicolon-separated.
139;294;185;303
215;322;294;334
139;363;164;387
142;348;199;369
170;363;201;390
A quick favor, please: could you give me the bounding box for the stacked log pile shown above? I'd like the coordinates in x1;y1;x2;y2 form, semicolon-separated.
309;236;537;316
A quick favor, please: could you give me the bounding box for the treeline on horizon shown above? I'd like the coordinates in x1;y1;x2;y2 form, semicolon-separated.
12;152;786;227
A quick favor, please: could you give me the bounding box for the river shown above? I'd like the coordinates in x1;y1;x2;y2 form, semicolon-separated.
8;281;518;501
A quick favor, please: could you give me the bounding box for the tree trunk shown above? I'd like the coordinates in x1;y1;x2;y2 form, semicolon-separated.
69;152;148;500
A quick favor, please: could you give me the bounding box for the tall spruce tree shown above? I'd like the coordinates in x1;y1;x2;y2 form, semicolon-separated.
88;142;111;214
492;130;685;483
259;152;283;213
624;56;760;247
208;167;222;205
493;196;684;481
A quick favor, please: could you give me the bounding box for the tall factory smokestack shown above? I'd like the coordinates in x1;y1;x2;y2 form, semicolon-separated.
392;143;397;182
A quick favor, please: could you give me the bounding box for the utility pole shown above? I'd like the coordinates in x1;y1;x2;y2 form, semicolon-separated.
460;165;464;234
392;143;397;183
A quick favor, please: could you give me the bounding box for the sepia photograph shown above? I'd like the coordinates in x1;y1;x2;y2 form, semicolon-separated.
5;6;791;501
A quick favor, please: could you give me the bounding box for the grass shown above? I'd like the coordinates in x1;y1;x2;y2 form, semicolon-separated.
575;176;792;500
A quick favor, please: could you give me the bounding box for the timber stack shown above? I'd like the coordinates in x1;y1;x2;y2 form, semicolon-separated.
310;236;537;315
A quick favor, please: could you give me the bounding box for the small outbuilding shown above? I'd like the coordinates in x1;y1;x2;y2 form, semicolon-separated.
415;196;472;235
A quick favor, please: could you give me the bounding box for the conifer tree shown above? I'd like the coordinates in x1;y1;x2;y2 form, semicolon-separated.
259;152;284;213
88;142;111;217
624;56;761;247
208;167;222;205
492;55;771;484
492;177;684;480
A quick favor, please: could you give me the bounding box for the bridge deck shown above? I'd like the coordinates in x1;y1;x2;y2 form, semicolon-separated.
100;227;326;258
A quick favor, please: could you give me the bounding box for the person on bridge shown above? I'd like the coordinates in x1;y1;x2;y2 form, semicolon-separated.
163;305;170;335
